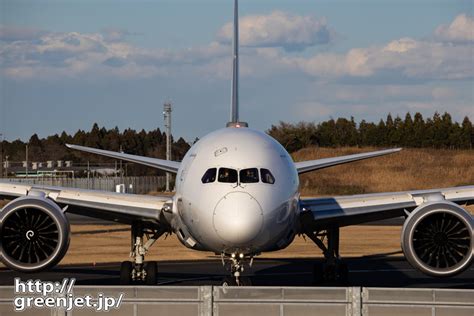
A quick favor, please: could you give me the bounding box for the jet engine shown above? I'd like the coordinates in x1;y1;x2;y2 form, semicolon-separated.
401;201;473;277
0;196;70;272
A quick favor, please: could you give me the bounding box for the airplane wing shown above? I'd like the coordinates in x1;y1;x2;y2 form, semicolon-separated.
0;181;173;225
66;144;181;173
294;148;401;174
299;185;474;230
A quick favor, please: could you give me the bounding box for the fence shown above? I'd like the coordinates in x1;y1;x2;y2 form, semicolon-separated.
0;286;472;316
3;176;167;194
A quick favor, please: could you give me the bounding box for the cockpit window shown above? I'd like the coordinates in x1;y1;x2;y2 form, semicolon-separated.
260;168;275;184
201;168;217;183
240;168;259;183
218;168;238;183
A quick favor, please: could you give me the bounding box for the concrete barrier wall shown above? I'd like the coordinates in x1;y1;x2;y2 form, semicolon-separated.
0;286;473;316
213;286;356;316
362;287;474;316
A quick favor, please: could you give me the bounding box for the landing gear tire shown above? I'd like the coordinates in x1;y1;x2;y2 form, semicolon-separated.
335;262;348;284
145;261;158;285
222;276;237;286
312;262;324;285
313;261;348;285
120;261;133;285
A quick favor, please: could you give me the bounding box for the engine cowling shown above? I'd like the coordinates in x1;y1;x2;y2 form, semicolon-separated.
0;196;70;272
401;201;473;277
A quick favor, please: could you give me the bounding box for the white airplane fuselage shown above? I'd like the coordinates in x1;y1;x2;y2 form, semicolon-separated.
172;127;300;255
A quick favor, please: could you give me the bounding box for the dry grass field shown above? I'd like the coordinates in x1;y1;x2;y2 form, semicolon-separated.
0;148;473;266
294;147;474;196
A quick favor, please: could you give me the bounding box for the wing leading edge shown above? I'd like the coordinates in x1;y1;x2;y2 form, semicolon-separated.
66;144;181;173
294;148;401;174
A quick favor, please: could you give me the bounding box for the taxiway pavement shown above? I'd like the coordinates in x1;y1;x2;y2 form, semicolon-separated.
1;257;472;288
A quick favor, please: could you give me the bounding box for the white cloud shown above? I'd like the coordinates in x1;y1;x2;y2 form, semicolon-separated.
1;30;137;79
292;37;473;80
270;15;473;82
383;38;418;53
1;13;472;84
0;27;231;80
435;14;474;43
217;11;334;51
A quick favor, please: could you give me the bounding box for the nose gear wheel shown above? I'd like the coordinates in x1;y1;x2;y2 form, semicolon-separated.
220;253;253;286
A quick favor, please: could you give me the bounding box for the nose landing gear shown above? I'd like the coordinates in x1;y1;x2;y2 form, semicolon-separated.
221;253;253;286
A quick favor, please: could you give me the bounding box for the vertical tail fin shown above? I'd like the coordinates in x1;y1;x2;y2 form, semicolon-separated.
227;0;248;128
231;0;239;123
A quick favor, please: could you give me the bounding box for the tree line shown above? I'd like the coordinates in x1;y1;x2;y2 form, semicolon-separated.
1;112;472;173
268;112;473;153
1;123;191;176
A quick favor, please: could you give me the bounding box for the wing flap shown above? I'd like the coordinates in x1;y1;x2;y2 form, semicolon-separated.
66;144;181;173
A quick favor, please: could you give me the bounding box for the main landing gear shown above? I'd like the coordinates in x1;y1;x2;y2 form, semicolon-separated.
120;223;166;285
220;253;253;286
304;227;348;285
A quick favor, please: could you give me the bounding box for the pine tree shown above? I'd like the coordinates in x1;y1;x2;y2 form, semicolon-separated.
402;113;415;147
376;119;387;146
85;123;102;148
461;116;473;149
413;112;425;148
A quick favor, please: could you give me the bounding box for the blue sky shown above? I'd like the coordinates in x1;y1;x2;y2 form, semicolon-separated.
1;0;473;141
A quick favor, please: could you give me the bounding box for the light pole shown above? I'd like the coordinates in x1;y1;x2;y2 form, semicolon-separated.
120;145;124;184
5;156;8;178
163;103;172;192
25;144;29;178
0;133;3;178
87;161;90;189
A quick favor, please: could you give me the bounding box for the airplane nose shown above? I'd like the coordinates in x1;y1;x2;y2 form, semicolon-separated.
213;192;264;245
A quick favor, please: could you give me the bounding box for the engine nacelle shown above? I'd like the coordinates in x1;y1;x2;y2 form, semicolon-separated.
0;196;70;272
401;201;473;277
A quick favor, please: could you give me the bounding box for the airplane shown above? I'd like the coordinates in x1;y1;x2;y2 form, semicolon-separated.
0;0;472;286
